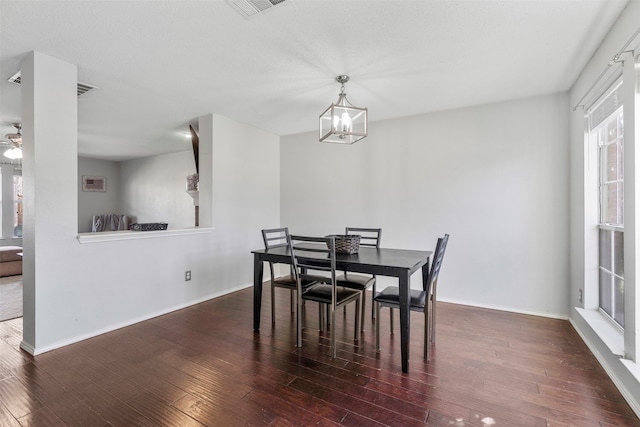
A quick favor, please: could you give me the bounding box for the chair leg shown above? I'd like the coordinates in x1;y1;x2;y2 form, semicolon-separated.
424;306;430;360
326;305;331;328
318;303;324;331
354;294;361;341
389;308;394;334
271;283;276;324
290;289;295;313
330;303;337;358
371;280;376;320
431;290;437;343
296;291;302;348
375;302;381;352
360;290;366;332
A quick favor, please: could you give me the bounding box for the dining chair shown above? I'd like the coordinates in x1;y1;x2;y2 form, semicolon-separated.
288;234;362;358
261;227;314;325
374;234;449;360
336;227;381;330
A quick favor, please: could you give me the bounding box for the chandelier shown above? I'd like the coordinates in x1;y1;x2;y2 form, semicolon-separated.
319;75;368;144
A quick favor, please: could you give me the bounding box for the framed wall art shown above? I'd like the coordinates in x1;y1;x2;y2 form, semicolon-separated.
82;176;106;192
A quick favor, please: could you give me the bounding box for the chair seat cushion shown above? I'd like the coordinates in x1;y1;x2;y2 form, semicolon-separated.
273;276;296;287
374;286;426;309
273;276;315;289
302;284;361;305
336;273;375;290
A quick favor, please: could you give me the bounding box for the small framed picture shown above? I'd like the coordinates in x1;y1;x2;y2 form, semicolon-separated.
82;176;106;192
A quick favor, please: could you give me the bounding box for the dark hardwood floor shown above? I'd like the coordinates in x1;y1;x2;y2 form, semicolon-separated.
0;285;638;426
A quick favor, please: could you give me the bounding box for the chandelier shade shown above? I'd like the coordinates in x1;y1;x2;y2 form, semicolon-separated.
319;75;367;144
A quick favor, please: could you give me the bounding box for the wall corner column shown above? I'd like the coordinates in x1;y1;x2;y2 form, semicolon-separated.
20;51;78;353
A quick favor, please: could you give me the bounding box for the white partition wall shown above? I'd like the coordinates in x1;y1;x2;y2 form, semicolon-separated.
19;53;280;354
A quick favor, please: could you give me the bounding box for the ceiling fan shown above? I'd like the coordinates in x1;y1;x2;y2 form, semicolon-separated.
0;123;22;160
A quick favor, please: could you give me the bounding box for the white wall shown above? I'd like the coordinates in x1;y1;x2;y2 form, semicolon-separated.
77;156;121;233
281;93;570;318
208;114;281;280
21;52;280;353
569;0;640;415
120;150;196;229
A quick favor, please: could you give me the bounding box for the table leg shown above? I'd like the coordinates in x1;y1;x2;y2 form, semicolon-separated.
399;270;410;373
253;253;264;331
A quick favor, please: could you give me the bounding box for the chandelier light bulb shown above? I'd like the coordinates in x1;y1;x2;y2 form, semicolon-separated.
341;111;352;132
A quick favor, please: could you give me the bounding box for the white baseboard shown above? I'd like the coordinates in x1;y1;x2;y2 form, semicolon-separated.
20;282;253;356
19;340;35;355
437;297;569;320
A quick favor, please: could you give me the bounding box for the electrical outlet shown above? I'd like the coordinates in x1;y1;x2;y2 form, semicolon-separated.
185;270;191;281
578;289;583;303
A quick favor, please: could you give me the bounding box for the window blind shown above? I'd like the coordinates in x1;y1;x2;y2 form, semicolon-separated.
588;79;624;130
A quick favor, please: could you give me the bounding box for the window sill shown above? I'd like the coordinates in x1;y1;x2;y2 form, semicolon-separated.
575;307;624;357
77;227;213;244
621;359;640;383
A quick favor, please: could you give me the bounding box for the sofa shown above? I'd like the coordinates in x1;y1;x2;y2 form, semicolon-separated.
0;246;22;277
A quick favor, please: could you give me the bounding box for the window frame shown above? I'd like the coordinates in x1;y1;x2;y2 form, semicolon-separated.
590;80;625;329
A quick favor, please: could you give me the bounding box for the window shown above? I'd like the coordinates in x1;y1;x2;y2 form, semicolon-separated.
590;80;624;328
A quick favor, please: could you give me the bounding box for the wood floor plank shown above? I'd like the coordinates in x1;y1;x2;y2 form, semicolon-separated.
75;382;156;427
173;392;277;426
340;411;390;427
17;405;69;427
245;386;344;426
0;375;45;419
288;376;428;426
126;391;205;427
0;288;637;426
0;399;23;427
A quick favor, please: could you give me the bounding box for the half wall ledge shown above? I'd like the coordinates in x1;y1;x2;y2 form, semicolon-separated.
77;227;214;244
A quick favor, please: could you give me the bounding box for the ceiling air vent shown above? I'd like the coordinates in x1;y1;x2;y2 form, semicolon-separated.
7;71;21;85
76;82;96;96
7;70;97;96
226;0;285;19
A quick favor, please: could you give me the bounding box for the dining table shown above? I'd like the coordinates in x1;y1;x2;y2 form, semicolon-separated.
252;244;432;373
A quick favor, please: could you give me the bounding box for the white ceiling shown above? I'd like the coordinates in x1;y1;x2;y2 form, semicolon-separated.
0;0;629;161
